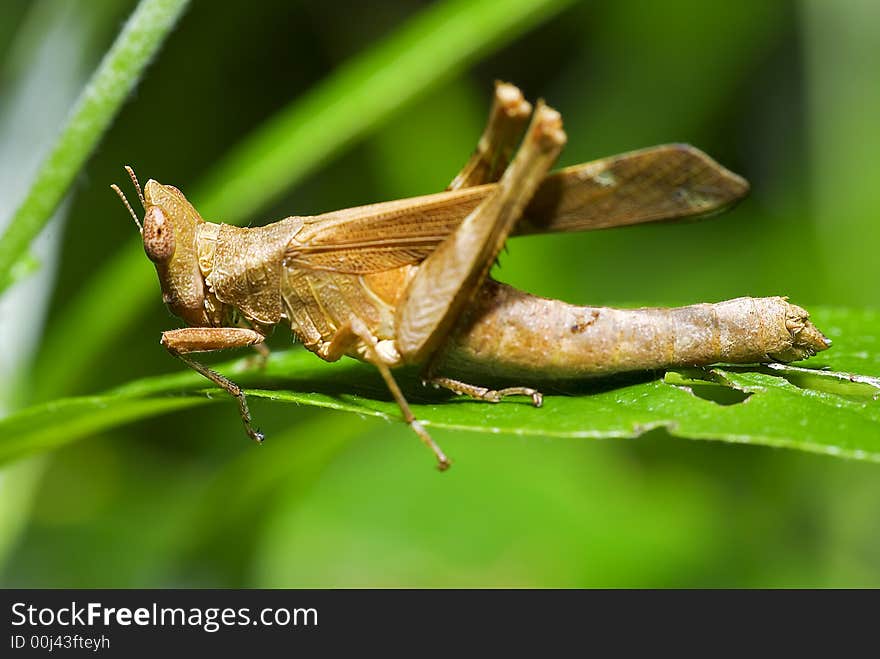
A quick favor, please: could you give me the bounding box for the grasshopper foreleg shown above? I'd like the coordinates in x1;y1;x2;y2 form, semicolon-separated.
324;318;451;471
161;327;266;443
428;375;543;408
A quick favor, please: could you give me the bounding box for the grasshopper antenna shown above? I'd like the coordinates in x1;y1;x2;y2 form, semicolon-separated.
110;183;142;232
110;165;144;231
124;165;145;209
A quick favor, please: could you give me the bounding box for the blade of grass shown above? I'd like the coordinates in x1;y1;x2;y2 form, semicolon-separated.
31;0;574;401
194;0;574;223
0;0;190;295
0;0;140;581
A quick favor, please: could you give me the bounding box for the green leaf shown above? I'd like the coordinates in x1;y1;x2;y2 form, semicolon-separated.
2;307;878;467
0;0;191;294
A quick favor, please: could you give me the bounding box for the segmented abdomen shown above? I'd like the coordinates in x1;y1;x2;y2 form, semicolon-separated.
440;280;829;381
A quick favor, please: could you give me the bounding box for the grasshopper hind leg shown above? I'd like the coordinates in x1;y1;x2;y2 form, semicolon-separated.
422;82;545;411
448;81;532;190
428;375;543;408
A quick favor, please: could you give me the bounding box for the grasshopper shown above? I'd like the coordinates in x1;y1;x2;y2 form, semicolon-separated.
112;82;829;470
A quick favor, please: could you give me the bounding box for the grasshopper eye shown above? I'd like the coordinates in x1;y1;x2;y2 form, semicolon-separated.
142;206;175;263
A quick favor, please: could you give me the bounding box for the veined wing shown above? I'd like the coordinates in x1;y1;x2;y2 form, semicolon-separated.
285;144;748;274
285;187;487;274
515;143;749;236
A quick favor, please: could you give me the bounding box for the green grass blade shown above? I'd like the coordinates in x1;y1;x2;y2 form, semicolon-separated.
0;0;191;295
6;306;880;467
31;0;574;400
194;0;574;222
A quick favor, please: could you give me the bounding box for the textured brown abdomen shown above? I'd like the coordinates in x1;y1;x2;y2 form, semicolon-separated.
439;280;828;381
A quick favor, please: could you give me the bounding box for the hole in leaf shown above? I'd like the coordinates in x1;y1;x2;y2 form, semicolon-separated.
663;370;752;406
685;383;752;406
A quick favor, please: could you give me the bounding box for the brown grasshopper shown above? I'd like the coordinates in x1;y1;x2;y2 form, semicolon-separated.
112;82;829;470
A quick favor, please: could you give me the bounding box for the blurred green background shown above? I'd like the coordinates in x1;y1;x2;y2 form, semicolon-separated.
1;0;879;587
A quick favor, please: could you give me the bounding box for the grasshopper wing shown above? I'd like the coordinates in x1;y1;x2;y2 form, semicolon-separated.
284;188;488;274
284;144;748;275
516;143;749;235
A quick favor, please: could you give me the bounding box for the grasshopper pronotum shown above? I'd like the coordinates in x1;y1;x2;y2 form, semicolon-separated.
112;82;829;470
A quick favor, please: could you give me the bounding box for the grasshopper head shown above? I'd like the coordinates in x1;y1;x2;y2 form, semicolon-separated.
112;167;209;326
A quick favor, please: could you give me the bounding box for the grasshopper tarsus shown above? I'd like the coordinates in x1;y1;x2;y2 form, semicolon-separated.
492;387;543;407
409;420;451;471
224;384;263;444
234;395;263;444
430;376;544;408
